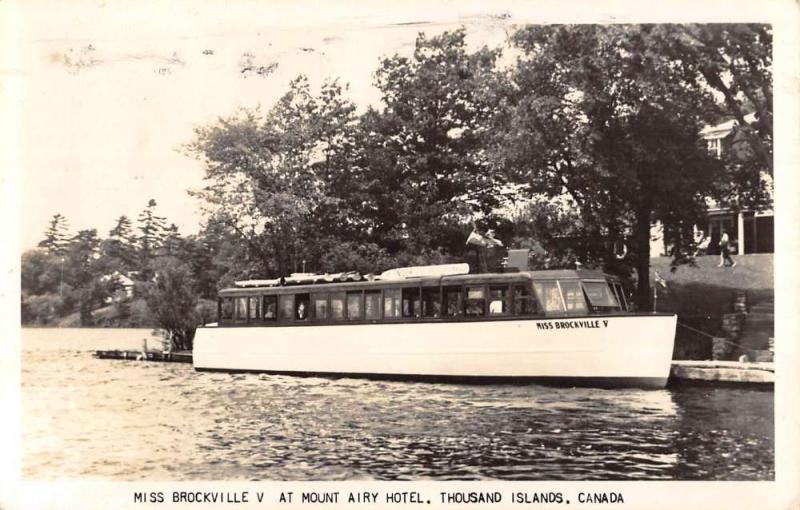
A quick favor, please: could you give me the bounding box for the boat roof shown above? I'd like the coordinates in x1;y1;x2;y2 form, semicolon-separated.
219;268;618;296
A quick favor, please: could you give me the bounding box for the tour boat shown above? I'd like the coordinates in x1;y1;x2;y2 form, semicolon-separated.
193;261;676;389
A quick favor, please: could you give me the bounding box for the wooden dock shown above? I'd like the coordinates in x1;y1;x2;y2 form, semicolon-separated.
94;350;193;363
670;360;773;385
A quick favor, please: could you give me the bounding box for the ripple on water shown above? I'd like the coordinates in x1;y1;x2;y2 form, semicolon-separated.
21;328;774;480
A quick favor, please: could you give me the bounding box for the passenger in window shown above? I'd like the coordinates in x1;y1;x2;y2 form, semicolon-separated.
296;301;308;320
489;300;503;314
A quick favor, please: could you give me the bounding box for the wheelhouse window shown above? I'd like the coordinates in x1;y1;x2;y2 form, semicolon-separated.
465;286;486;316
582;281;620;312
610;282;628;311
443;286;462;317
365;290;381;320
534;281;565;314
346;291;362;320
330;292;346;321
235;296;248;320
220;297;234;320
248;296;261;319
402;288;420;318
278;294;295;321
488;285;509;315
263;295;277;321
383;288;402;318
560;280;588;313
312;293;328;321
295;293;310;321
421;287;441;318
513;284;538;315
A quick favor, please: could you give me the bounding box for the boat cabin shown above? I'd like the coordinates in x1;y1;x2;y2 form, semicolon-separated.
215;269;630;327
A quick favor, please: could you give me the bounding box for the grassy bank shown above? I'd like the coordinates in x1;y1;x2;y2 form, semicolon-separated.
648;253;773;317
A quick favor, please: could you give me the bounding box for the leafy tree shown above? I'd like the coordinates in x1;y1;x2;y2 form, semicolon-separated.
366;29;509;254
189;77;362;277
139;257;199;351
646;24;773;210
501;24;724;308
38;213;70;255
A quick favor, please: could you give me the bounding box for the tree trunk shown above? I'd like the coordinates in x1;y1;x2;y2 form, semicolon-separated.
633;208;652;311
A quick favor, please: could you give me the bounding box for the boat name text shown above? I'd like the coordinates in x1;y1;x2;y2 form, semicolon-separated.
536;319;609;330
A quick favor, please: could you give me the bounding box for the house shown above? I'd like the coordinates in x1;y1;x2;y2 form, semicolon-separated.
650;113;774;257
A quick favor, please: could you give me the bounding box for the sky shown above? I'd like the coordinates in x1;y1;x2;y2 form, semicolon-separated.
3;0;793;251
7;1;518;250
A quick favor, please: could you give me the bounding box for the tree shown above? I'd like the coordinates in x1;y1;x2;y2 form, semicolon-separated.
501;25;724;308
38;213;70;255
140;257;199;351
646;24;773;210
136;199;168;274
62;229;111;325
189;77;363;278
366;29;510;254
103;215;137;271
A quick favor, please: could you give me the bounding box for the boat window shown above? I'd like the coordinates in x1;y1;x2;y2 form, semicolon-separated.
465;286;486;316
559;280;588;313
312;293;328;321
365;290;381;320
248;296;261;319
278;294;294;321
263;295;277;321
330;292;346;321
220;297;234;320
612;282;628;311
534;281;565;314
489;285;509;315
443;286;462;317
421;287;441;318
513;284;538;315
582;281;620;312
346;291;362;320
383;288;402;318
295;293;310;321
402;288;421;318
235;296;248;320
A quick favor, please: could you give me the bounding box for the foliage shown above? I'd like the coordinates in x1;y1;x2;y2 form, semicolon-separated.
139;257;199;350
37;214;70;255
500;24;726;307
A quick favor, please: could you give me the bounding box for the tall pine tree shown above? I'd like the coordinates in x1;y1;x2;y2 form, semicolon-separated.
38;214;70;255
136;199;167;272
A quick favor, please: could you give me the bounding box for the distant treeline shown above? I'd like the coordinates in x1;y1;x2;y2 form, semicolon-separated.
22;24;773;341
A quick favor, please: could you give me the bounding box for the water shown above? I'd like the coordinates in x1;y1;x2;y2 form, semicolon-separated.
21;328;773;480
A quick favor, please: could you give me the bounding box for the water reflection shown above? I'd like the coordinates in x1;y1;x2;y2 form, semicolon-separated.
21;328;773;480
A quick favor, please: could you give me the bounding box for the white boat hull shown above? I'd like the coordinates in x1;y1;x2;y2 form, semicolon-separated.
193;314;677;389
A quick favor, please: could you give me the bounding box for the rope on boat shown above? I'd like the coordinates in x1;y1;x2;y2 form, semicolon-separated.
678;321;739;347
